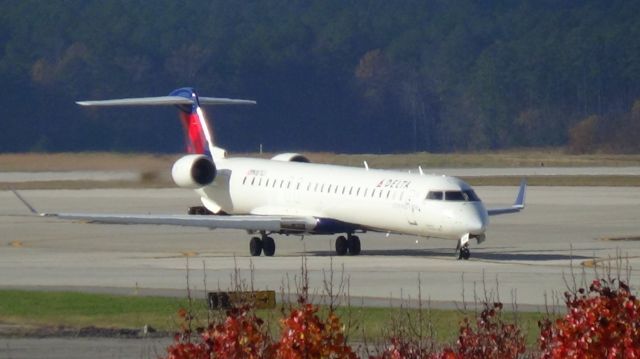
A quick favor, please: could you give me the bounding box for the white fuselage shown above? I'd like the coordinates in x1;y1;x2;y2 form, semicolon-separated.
196;158;488;241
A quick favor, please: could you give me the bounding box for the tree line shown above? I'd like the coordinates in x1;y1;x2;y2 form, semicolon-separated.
1;0;639;154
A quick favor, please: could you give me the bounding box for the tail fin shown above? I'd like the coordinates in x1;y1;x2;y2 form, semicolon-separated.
76;87;256;159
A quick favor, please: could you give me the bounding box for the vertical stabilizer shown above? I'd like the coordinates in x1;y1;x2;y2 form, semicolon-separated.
170;87;219;158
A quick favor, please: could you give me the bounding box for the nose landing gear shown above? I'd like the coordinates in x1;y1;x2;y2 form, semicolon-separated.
456;233;471;260
458;245;471;260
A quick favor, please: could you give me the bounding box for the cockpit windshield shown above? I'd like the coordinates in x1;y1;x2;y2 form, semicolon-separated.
426;189;480;202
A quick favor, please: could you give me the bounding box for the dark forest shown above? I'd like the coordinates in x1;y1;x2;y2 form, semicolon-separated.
1;0;639;154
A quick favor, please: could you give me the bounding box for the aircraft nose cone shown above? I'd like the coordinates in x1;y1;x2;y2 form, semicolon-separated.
466;210;488;235
468;217;486;234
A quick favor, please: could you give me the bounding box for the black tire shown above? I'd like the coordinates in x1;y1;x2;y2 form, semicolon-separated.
263;236;276;257
460;247;471;260
249;237;263;256
335;236;348;256
347;235;361;255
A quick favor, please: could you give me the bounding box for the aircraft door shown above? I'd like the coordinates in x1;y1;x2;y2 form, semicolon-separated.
406;190;419;226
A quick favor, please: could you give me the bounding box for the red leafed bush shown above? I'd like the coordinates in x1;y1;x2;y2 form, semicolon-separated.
273;297;357;359
456;302;526;359
373;302;524;359
539;279;640;358
166;305;272;359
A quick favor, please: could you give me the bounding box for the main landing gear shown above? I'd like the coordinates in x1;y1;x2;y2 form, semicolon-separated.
249;234;276;257
248;233;362;257
335;234;361;256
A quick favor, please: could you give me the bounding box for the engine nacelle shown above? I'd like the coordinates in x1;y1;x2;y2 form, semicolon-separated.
171;154;217;189
270;153;310;163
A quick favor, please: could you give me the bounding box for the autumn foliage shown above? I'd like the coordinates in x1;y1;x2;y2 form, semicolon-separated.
273;297;357;359
166;295;355;359
165;278;640;358
539;279;640;359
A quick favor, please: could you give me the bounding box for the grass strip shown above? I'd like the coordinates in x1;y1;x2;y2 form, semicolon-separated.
0;290;550;347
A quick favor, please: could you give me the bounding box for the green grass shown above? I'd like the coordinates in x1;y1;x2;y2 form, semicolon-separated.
0;290;190;330
0;290;551;347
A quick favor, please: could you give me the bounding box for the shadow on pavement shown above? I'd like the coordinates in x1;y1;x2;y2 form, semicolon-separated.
304;248;594;261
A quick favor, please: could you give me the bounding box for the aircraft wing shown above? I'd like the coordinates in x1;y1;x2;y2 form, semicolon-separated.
11;189;314;233
486;178;527;216
44;212;317;233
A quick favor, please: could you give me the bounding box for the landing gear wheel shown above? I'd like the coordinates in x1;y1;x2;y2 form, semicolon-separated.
347;235;361;255
459;246;471;260
262;236;276;257
335;236;348;256
249;237;263;256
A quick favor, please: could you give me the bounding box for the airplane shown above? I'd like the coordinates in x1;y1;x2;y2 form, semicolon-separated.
14;87;526;260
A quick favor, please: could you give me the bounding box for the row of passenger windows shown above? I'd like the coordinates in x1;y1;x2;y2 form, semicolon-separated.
241;176;405;201
426;190;480;202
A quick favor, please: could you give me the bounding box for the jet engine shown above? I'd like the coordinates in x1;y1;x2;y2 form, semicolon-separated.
171;154;217;188
271;153;310;163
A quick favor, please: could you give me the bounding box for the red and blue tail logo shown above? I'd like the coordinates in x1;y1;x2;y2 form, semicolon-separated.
76;88;254;160
170;88;213;157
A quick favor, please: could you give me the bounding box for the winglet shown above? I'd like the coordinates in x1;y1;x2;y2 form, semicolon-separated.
486;178;527;216
11;189;39;215
513;178;527;209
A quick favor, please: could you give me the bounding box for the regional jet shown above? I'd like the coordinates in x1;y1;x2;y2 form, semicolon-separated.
15;87;526;260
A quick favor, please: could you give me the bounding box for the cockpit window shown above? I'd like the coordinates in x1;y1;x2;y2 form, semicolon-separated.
426;189;481;202
463;189;480;202
445;191;466;201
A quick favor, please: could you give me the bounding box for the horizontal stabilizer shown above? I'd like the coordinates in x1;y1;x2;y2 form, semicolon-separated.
76;96;256;107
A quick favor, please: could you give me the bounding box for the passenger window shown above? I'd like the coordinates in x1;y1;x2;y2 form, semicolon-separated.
251;177;256;186
426;191;443;200
242;176;248;185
